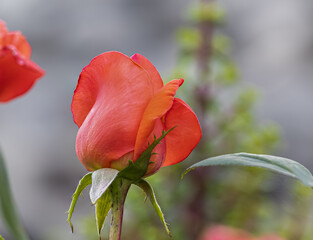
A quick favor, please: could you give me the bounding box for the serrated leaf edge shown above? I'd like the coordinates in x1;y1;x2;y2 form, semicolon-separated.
95;189;112;238
118;127;176;181
66;172;92;232
135;179;171;237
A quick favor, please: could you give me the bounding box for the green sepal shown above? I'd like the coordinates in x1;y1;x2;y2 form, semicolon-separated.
135;179;171;236
118;128;175;182
90;168;119;205
67;172;92;232
0;151;29;240
95;188;111;238
183;152;313;187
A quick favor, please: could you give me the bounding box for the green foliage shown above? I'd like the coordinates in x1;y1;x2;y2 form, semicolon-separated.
190;2;225;23
135;179;170;236
123;2;283;240
75;214;102;240
183;153;313;187
176;28;200;52
67;172;92;232
67;130;175;239
279;182;313;240
90;169;119;204
0;151;29;240
118;128;174;182
75;2;313;240
95;189;111;236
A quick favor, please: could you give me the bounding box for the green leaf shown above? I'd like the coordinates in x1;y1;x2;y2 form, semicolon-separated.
67;172;92;232
0;151;29;240
95;189;111;237
135;179;171;236
90;168;119;205
183;152;313;187
118;128;175;182
0;234;4;240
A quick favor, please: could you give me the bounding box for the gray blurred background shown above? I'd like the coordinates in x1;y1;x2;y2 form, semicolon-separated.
0;0;313;239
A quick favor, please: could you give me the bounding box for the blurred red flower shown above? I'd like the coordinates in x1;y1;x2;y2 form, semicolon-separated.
72;51;201;175
199;225;254;240
199;225;285;240
0;20;44;102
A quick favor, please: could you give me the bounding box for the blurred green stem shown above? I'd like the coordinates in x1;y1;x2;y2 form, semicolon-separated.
0;150;29;240
185;0;215;238
109;178;131;240
195;0;214;146
197;0;214;79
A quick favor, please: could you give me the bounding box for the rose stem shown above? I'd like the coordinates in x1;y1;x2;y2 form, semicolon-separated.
109;178;131;240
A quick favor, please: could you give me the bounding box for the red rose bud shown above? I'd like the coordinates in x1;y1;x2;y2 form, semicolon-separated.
72;51;202;175
0;20;44;102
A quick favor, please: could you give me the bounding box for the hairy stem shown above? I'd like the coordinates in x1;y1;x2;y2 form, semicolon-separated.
109;178;131;240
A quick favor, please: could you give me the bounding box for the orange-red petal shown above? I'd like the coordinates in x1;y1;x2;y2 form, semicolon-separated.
2;31;31;59
0;20;7;35
162;98;202;167
134;78;184;160
73;52;155;170
71;68;99;127
131;53;163;92
0;21;31;59
0;46;44;102
72;51;155;127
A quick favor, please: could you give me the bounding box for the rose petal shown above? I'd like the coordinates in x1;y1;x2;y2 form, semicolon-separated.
0;46;44;102
74;51;155;170
71;69;99;127
2;32;31;59
162;98;202;166
0;21;31;59
72;51;154;127
131;53;163;92
0;20;7;35
134;78;184;160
